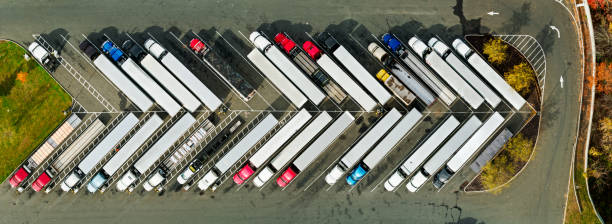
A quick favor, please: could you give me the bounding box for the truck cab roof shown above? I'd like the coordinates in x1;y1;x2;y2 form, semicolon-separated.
253;167;274;187
144;39;166;59
407;171;428;192
32;172;51;192
249;31;272;51
407;37;429;59
316;32;338;51
9;167;29;188
28;42;50;63
347;164;367;185
87;173;106;193
61;172;80;191
116;171;136;191
197;170;219;191
382;33;402;53
384;170;405;191
452;39;473;58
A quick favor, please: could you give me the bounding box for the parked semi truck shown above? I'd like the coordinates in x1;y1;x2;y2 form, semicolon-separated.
79;40;154;111
368;42;435;106
189;38;256;101
273;33;347;104
408;37;484;109
87;114;164;193
428;38;502;108
375;69;416;106
434;112;505;188
144;39;223;112
10;114;81;189
277;112;354;187
250;31;326;105
325;108;401;185
32;119;105;192
252;112;333;187
233;109;311;184
101;40;181;116
318;32;392;105
347;109;422;185
384;115;460;191
116;113;196;192
406;115;482;192
452;39;526;110
197;113;278;191
247;47;307;108
61;114;139;192
27;42;53;66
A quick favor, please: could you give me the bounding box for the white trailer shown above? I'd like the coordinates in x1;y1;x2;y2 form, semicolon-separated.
325;108;401;185
120;58;182;116
247;49;307;108
144;39;223;112
384;115;459;191
452;39;526;110
116;113;196;192
92;55;153;111
434;112;505;188
408;37;484;109
428;38;501;108
61;113;139;192
347;109;422;185
253;112;333;187
406;115;481;192
250;32;326;105
87;114;163;193
198;113;278;191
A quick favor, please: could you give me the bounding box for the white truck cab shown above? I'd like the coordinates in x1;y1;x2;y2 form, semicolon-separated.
252;167;274;187
116;171;137;192
197;170;219;191
28;42;51;65
384;170;406;191
143;169;166;191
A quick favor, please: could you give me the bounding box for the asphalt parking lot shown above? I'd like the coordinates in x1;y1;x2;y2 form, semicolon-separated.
0;0;583;223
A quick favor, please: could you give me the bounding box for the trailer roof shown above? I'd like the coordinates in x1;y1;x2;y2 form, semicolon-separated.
318;55;377;111
121;59;181;116
93;56;153;111
425;54;484;109
53;119;105;170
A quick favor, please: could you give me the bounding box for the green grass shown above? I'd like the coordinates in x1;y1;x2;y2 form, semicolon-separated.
565;166;602;224
0;41;72;183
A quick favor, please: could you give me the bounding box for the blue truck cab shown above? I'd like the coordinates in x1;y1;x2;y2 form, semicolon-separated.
382;33;403;53
346;164;368;185
101;40;125;62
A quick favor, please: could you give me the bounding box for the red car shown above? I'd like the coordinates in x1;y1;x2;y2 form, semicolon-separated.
32;172;51;192
189;38;207;54
273;33;296;54
233;165;255;184
9;167;29;188
302;41;321;60
276;167;297;187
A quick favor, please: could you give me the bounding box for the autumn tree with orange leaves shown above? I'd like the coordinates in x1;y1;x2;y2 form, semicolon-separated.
595;62;612;94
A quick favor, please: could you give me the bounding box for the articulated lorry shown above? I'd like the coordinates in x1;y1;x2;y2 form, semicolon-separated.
32;119;105;192
452;39;526;110
277;112;354;187
408;37;484;109
87;114;164;193
325;108;401;185
428;38;502;108
197;113;278;191
273;33;347;104
61;113;139;192
434;112;505;188
375;69;416;106
347;109;422;185
250;31;326;105
368;42;435;106
406;115;481;192
384;115;459;191
144;39;222;112
10;114;81;189
233;109;311;184
116;113;196;192
252;112;332;187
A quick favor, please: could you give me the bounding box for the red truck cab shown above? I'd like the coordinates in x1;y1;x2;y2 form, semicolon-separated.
189;38;207;54
9;167;29;188
302;41;321;60
276;167;297;187
273;33;296;54
32;172;51;192
233;164;255;184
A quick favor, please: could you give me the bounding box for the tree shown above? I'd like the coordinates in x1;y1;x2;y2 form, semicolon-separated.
504;62;536;95
483;38;508;65
598;117;612;152
595;62;612;94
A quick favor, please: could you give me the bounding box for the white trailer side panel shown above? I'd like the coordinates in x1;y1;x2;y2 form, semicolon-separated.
466;56;526;110
445;55;501;107
215;114;278;172
363;109;422;168
318;55;377;111
93;57;153;111
270;112;333;170
403;53;456;105
422;115;481;174
339;108;401;167
161;53;223;112
293;111;354;171
446;112;505;172
103;114;163;175
52;120;105;171
333;46;392;104
140;55;201;112
134;113;196;173
399;116;459;175
387;63;436;106
121;59;181;116
77;114;139;174
247;49;307;108
425;54;484;109
249;109;311;168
